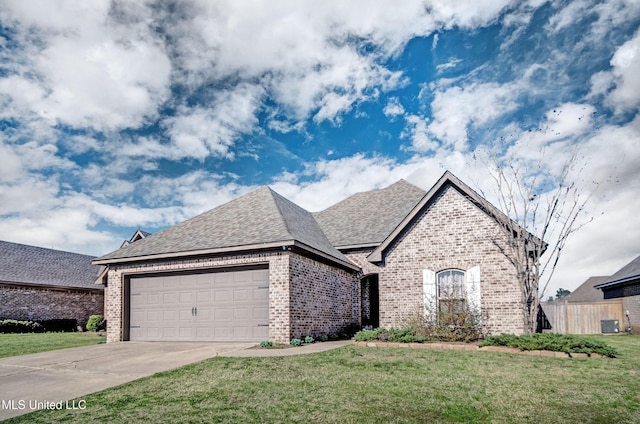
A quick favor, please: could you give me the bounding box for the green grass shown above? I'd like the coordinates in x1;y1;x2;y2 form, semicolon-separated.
6;335;640;423
0;332;105;358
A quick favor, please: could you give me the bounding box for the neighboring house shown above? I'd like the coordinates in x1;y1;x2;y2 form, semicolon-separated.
541;276;625;334
94;171;537;343
0;240;104;327
595;255;640;333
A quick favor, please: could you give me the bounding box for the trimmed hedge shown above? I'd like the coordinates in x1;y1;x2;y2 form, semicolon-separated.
0;318;78;333
0;319;44;333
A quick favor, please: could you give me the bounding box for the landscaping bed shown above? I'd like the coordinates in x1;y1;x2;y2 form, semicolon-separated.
353;328;619;357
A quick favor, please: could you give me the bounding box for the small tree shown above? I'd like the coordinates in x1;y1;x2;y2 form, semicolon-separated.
555;288;571;300
477;145;596;334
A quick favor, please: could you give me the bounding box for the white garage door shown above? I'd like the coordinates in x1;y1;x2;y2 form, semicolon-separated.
129;268;269;342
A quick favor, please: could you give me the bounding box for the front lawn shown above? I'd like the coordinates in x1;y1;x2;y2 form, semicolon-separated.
6;335;640;423
0;332;104;358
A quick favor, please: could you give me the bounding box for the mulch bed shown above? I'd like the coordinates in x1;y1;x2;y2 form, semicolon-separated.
352;341;605;358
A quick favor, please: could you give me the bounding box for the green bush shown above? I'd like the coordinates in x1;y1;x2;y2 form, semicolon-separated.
86;315;106;332
481;333;619;357
0;319;44;333
304;336;314;344
259;340;274;348
290;338;303;346
353;327;430;343
353;328;384;342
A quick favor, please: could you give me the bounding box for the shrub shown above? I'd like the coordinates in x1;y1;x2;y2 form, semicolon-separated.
318;334;329;342
304;336;314;344
86;315;106;332
354;329;382;342
0;319;44;333
481;333;619;357
290;338;303;346
259;340;274;348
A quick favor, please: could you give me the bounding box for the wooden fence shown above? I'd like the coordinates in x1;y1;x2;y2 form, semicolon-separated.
540;300;624;334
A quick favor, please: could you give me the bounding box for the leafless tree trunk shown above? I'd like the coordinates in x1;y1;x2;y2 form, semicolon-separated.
479;147;595;334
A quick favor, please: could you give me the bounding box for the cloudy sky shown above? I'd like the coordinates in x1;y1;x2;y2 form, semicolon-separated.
1;0;639;297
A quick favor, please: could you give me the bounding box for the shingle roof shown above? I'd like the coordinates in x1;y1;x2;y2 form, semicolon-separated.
313;180;426;247
596;255;640;288
95;186;354;267
564;276;608;303
0;240;101;290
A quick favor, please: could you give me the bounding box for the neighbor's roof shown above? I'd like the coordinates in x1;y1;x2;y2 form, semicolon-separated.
314;180;426;248
564;276;608;303
95;186;356;269
595;255;640;289
0;240;101;290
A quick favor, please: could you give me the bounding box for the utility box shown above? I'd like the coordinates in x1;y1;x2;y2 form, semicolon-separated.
601;320;619;334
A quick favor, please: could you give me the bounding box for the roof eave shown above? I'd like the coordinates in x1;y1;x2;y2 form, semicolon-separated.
292;241;360;271
594;275;640;289
334;243;380;251
0;280;104;292
92;240;360;272
92;241;297;265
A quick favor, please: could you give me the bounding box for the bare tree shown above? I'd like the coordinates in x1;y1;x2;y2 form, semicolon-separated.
478;146;596;334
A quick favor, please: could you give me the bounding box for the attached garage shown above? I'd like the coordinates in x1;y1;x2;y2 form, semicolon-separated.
126;267;269;342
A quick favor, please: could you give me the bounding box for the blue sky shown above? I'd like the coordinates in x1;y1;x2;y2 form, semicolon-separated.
1;0;639;296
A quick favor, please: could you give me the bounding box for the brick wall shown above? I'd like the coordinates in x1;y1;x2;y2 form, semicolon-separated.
623;295;640;333
288;253;357;338
104;251;292;343
0;284;104;328
370;185;525;335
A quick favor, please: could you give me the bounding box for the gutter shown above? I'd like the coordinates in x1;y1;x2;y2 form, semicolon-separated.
594;275;640;289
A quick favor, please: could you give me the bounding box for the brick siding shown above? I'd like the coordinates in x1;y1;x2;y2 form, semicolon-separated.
288;253;357;338
103;250;356;344
623;295;640;333
0;284;103;328
353;186;526;335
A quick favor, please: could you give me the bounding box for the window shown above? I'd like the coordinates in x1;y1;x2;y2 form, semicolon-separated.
423;266;481;323
437;269;466;315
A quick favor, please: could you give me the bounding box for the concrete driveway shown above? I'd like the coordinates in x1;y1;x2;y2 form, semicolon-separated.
0;342;253;421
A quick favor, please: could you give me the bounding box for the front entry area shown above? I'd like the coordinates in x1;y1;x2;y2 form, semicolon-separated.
127;267;269;342
361;274;379;328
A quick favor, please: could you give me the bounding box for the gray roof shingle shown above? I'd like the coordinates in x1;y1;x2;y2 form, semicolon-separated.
96;186;353;265
564;276;608;303
599;255;640;287
313;180;426;247
0;240;101;290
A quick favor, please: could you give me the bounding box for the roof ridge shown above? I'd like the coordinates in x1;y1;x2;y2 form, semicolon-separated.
264;186;296;240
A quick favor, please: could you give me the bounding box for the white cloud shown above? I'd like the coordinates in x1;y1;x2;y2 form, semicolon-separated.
401;115;439;153
163;83;264;160
436;57;462;72
0;1;171;131
427;82;521;149
605;29;640;112
383;97;405;118
546;0;591;33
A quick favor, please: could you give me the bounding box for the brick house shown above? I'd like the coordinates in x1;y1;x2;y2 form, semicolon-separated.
595;255;640;333
95;171;533;343
0;240;104;328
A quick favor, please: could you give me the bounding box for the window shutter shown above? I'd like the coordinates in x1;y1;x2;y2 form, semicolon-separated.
423;269;436;322
465;266;481;317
